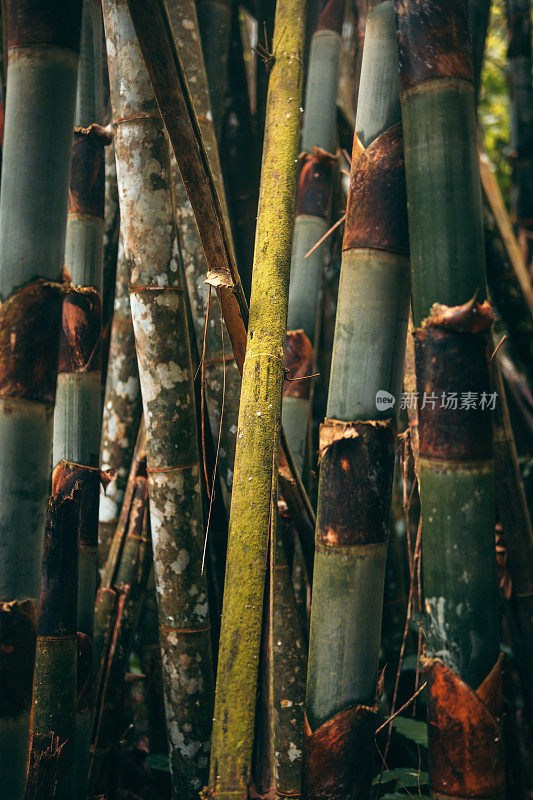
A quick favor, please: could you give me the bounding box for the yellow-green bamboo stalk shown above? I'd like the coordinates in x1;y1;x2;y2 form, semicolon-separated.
102;2;214;795
0;3;82;797
209;0;307;795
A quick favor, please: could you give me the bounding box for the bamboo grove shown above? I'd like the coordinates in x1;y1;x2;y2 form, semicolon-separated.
0;0;532;799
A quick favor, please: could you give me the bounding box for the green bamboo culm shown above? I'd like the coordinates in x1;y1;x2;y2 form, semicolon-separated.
208;0;307;795
303;2;409;797
0;3;82;797
396;2;504;798
468;0;491;95
168;0;240;508
29;467;80;800
102;2;214;795
99;237;142;565
49;1;107;793
283;0;345;478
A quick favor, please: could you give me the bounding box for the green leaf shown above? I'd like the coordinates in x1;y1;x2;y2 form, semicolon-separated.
146;753;170;772
391;715;428;747
373;768;429;788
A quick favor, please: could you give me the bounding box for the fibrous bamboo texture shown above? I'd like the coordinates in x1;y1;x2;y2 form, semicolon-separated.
303;1;409;797
396;1;504;797
209;0;307;795
0;3;82;797
283;0;345;478
102;2;214;796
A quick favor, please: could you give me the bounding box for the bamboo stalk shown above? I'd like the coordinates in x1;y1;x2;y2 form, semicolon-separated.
208;0;307;795
303;2;409;797
99;237;142;567
90;479;151;795
0;3;82;796
396;1;504;797
196;0;233;137
468;0;491;96
167;0;240;507
50;2;107;793
102;3;214;795
283;0;345;478
29;468;80;800
25;734;66;800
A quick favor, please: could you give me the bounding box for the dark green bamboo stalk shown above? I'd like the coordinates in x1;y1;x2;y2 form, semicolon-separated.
303;2;409;797
468;0;491;96
102;3;214;795
196;0;233;138
168;0;240;507
29;466;80;800
283;0;345;478
0;3;82;797
51;2;106;793
90;478;151;794
396;2;504;797
99;237;142;566
101;132;120;381
507;0;533;260
209;0;307;794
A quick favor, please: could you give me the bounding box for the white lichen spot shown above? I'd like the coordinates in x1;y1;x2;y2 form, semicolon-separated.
170;549;190;574
287;742;301;762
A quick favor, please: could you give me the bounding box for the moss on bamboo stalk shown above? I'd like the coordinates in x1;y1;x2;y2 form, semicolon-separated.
0;3;82;797
99;237;142;566
396;1;504;796
103;2;214;794
303;2;409;797
209;0;306;795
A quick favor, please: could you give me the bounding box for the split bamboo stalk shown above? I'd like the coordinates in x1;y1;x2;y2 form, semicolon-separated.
25;734;66;800
167;0;240;507
507;0;533;260
303;2;409;797
99;237;142;565
208;0;307;795
0;3;82;796
102;3;214;795
196;0;233;137
396;1;504;797
51;2;107;792
29;470;80;800
283;0;345;478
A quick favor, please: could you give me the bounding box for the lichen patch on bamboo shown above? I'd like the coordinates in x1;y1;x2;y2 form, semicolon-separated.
423;654;505;799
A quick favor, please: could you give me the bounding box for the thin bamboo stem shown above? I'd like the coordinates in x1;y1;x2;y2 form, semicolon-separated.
208;0;307;794
0;3;82;796
102;3;214;795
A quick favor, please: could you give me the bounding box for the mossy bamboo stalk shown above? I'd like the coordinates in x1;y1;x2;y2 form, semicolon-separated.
283;0;345;477
51;2;106;793
102;3;214;794
507;0;533;261
29;467;80;800
0;3;82;796
396;1;504;797
90;478;151;794
303;2;409;797
99;237;142;566
208;0;307;795
168;0;240;506
196;0;233;138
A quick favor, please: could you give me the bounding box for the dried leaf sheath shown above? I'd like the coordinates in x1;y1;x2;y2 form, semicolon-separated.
283;0;345;477
303;2;409;798
208;0;307;795
396;0;503;795
102;2;214;795
0;3;82;796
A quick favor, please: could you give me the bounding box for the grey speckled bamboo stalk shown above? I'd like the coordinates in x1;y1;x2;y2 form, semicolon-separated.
102;1;214;796
168;0;240;508
51;2;106;794
0;3;81;797
99;236;142;567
